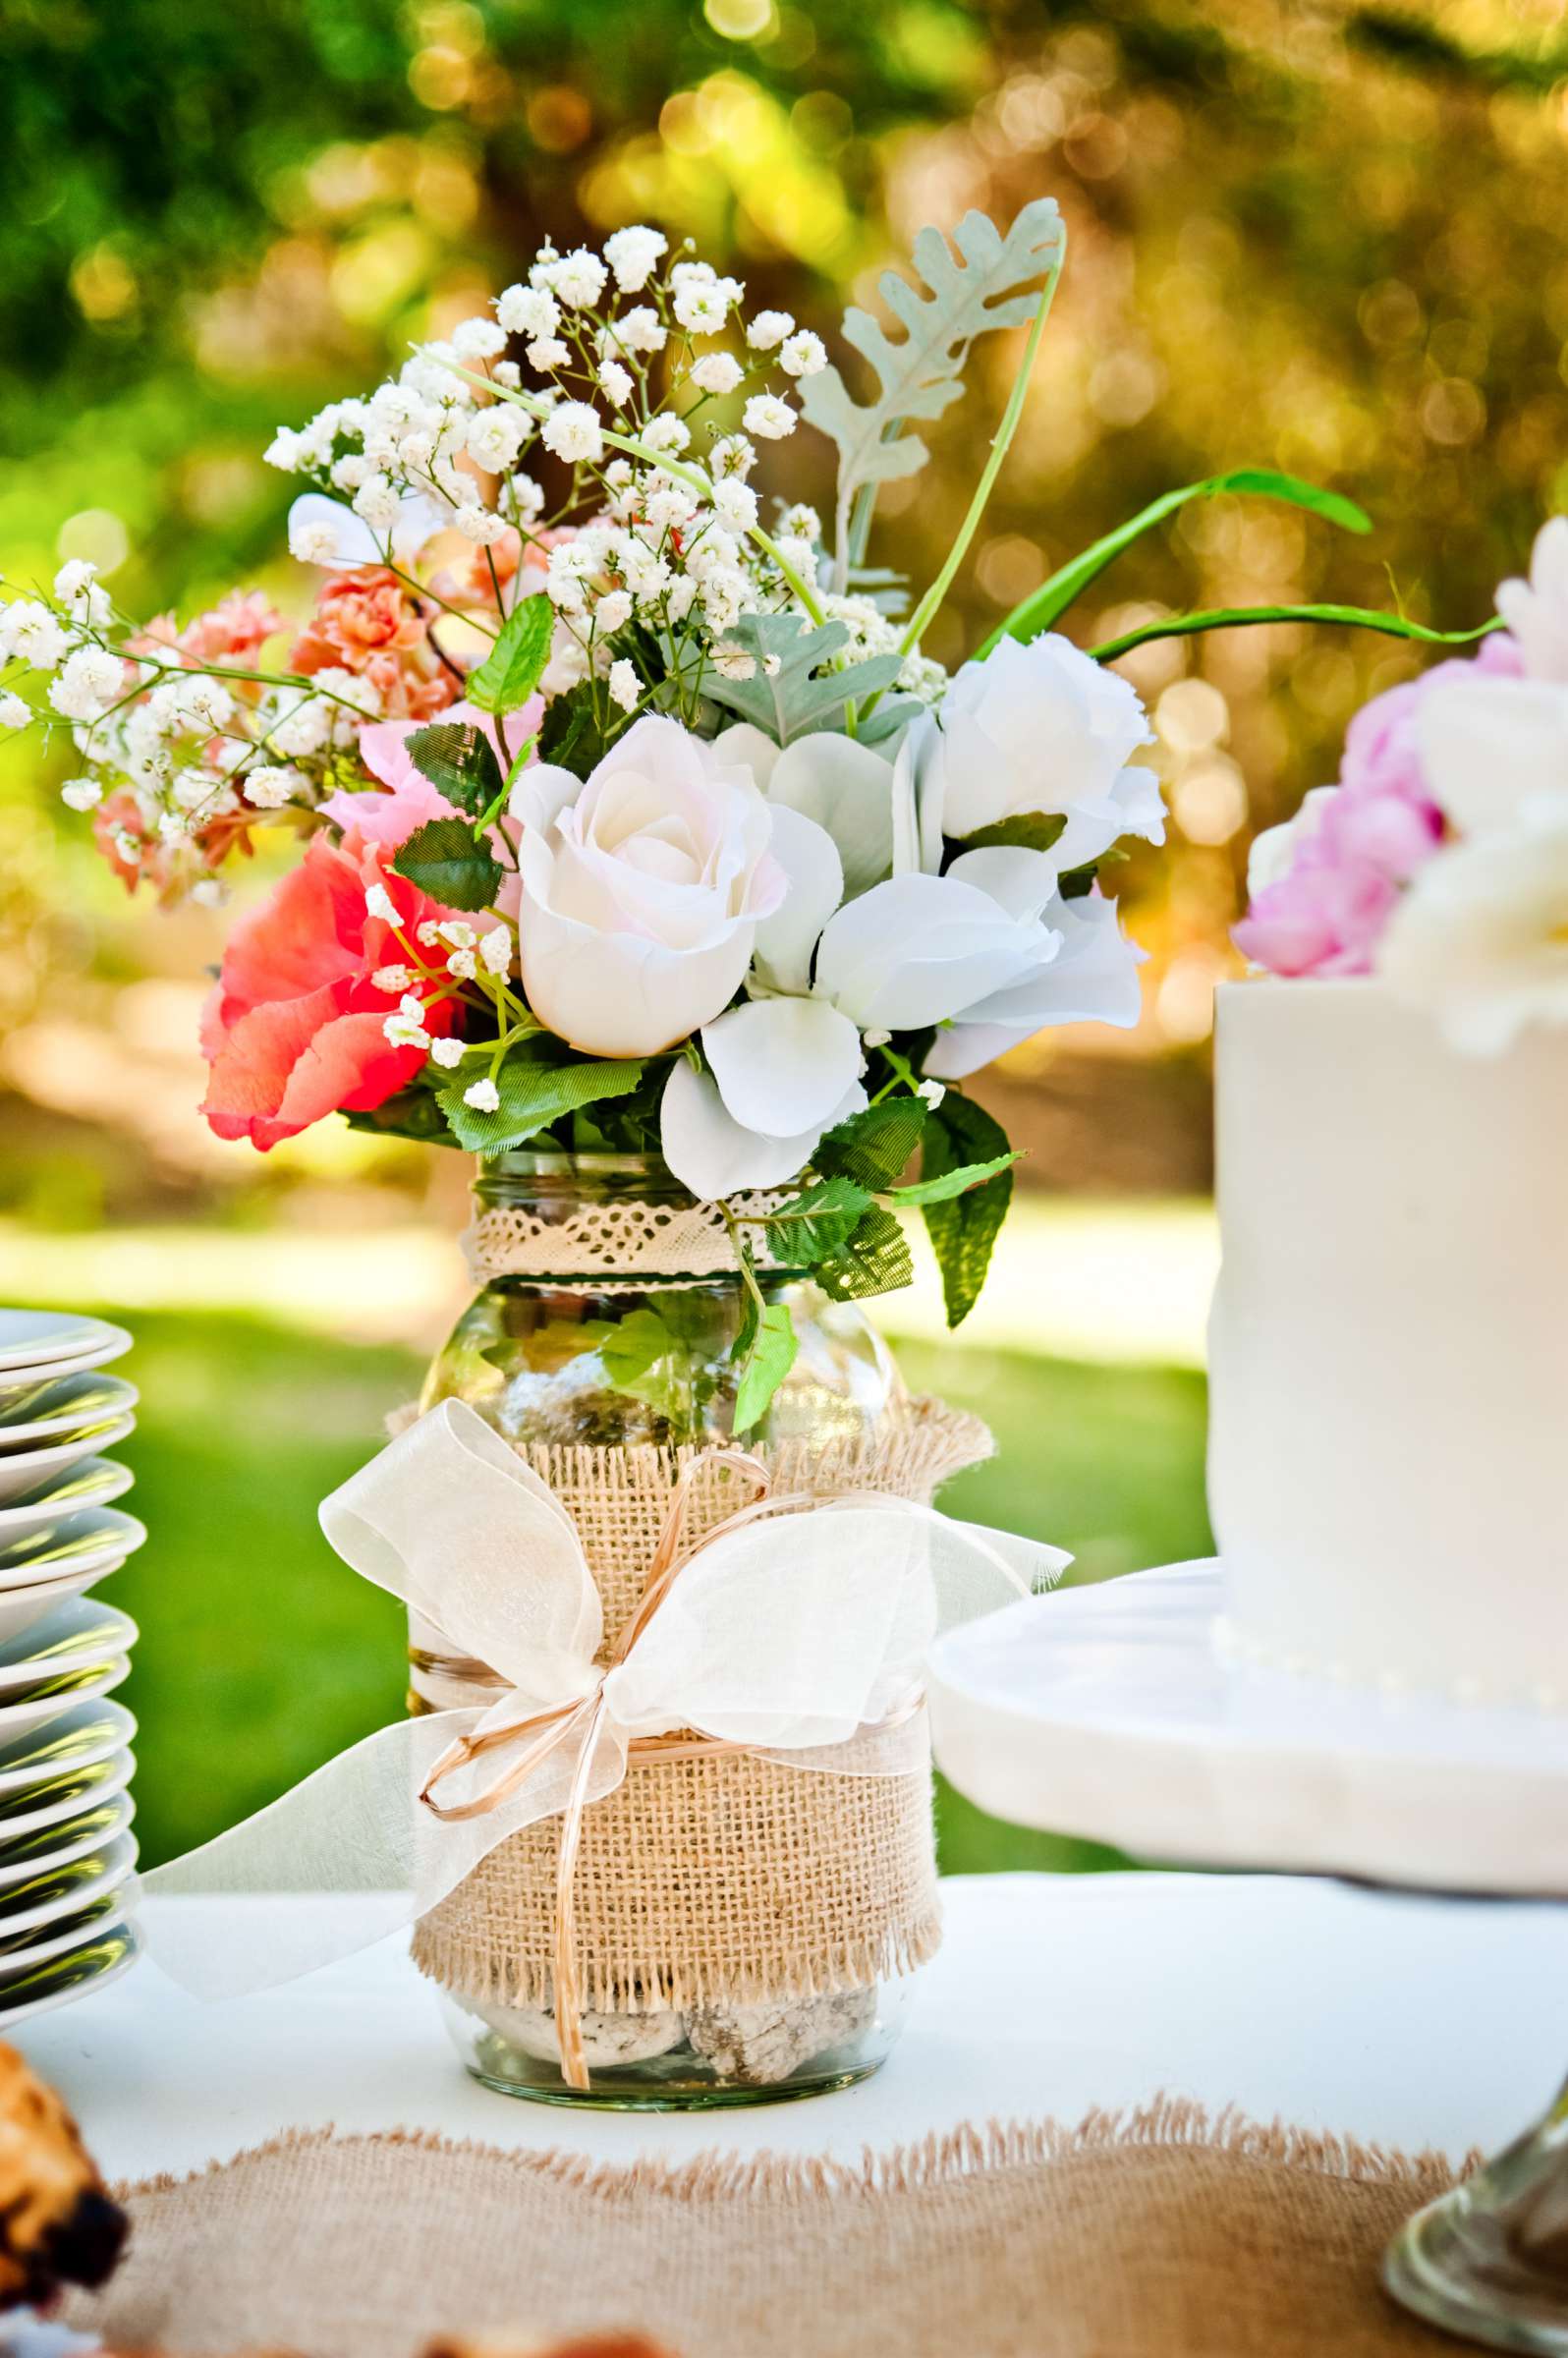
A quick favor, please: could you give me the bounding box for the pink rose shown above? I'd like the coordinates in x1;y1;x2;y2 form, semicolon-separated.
199;830;462;1151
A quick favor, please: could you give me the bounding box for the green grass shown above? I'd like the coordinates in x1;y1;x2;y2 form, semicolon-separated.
74;1310;1209;1873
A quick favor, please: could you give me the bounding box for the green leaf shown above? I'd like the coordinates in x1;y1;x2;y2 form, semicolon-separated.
536;681;609;780
392;817;504;911
761;1176;873;1263
465;593;554;715
801;199;1065;588
813;1096;928;1191
887;1150;1021;1206
700;614;905;745
435;1052;644;1152
404;723;504;818
1088;605;1504;664
920;1095;1015;1326
814;1203;915;1302
949;811;1067;858
733;1297;799;1435
980;469;1373;652
341;1085;453;1145
599;1306;706;1428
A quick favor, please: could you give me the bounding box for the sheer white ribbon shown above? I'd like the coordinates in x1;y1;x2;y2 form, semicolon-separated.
146;1399;1067;2083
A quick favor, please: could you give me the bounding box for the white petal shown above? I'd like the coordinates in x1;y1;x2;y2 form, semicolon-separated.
1418;676;1568;837
390;490;451;564
752;806;842;993
945;844;1060;923
814;872;1045;1033
712;722;780;793
518;901;756;1056
702;995;863;1137
768;734;897;895
660;1059;865;1198
890;713;944;877
924;891;1144;1078
288;492;379;568
1111;763;1166;846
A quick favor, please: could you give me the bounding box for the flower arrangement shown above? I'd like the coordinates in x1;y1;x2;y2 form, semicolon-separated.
1236;516;1568;1054
3;197;1473;1424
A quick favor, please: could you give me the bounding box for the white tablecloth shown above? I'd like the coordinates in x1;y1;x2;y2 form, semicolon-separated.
21;1874;1568;2182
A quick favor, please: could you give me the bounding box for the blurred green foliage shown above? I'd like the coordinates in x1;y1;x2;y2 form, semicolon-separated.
7;0;1568;1118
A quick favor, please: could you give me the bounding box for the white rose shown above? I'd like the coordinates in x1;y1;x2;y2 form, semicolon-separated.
512;715;786;1057
920;633;1162;873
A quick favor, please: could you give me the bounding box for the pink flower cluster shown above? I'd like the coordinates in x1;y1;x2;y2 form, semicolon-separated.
1233;637;1522;978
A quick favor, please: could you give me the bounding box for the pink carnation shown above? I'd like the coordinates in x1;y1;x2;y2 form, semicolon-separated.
1234;637;1518;978
320;699;540;852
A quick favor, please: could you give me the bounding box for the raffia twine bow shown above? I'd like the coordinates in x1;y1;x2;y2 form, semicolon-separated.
145;1400;1068;2085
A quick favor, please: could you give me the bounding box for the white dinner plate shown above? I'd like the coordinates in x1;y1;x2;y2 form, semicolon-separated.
0;1376;139;1452
0;1794;135;1889
0;1698;136;1796
0;1748;133;1842
0;1598;138;1692
0;1919;141;2026
0;1508;146;1593
0;1656;129;1744
0;1420;136;1505
0;1314;131;1376
0;1458;134;1544
0;1564;130;1645
0;1828;138;1937
0;1890;129;1976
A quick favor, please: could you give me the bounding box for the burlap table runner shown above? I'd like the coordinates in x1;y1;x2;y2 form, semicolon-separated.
69;2104;1472;2357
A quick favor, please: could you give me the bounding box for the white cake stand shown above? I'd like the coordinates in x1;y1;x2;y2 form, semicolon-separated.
928;1559;1568;2353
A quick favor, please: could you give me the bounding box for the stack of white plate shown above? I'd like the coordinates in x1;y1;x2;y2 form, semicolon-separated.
0;1312;142;2027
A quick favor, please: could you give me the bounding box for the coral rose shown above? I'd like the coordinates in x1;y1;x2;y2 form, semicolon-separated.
199;830;461;1150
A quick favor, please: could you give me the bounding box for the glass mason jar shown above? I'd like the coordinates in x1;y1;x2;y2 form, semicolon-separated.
412;1151;924;2108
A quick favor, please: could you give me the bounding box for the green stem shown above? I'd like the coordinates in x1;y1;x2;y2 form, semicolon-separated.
1090;606;1504;663
897;246;1065;658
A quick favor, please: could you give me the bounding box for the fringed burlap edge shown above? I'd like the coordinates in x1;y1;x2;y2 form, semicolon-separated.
109;2099;1477;2210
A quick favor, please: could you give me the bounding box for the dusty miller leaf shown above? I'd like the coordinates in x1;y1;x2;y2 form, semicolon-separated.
802;200;1064;541
700;614;904;746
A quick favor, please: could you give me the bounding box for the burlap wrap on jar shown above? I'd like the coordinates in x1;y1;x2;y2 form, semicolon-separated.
407;1397;991;2019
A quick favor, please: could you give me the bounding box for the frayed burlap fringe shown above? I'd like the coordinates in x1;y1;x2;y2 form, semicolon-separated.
71;2104;1477;2357
410;1398;989;2016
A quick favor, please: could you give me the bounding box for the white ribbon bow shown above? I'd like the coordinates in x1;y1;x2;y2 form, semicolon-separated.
147;1400;1067;2082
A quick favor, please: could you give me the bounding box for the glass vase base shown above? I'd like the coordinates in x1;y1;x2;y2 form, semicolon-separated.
462;2059;885;2112
1382;2085;1568;2354
439;1980;909;2111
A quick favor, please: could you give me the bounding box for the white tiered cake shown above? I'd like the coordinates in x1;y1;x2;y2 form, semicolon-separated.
1206;977;1568;1710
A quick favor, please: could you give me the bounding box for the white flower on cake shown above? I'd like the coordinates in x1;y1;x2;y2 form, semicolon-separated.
1246;785;1341;895
1378;802;1568;1054
1414;672;1568;840
510;716;786;1059
906;633;1165;876
1495;514;1568;684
